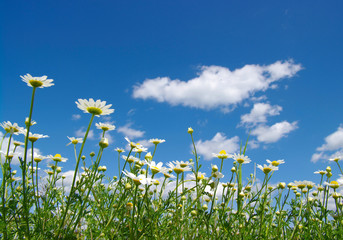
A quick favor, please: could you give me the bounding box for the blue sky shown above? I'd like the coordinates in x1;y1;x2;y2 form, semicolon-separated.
1;0;343;186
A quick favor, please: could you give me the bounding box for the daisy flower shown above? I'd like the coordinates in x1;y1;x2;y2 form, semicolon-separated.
160;168;175;178
115;148;125;153
122;155;139;164
149;138;166;145
123;170;151;185
0;121;25;135
292;180;315;190
13;140;24;147
20;74;54;88
95;122;116;131
314;170;327;175
266;159;285;166
146;161;164;174
75;98;114;116
213;150;231;159
324;181;340;189
33;154;46;163
125;137;137;149
329;156;342;162
167;162;192;174
47;154;68;163
27;132;49;142
232;153;251;164
66;137;83;146
172;160;194;168
133;144;148;153
212;171;224;179
257;164;278;174
25;118;37;127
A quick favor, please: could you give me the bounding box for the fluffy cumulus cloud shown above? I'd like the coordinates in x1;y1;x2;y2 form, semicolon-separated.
251;121;298;143
194;133;240;160
311;125;343;162
117;123;145;139
133;60;301;111
240;103;282;127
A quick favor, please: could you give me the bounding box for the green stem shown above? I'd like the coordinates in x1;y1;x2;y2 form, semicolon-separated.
57;113;95;237
22;86;37;240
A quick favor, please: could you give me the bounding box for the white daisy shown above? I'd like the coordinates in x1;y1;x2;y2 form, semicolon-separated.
329;156;342;162
232;153;251;164
0;121;25;135
27;132;49;142
115;148;125;153
67;137;83;146
213;150;231;159
266;159;285;166
257;164;278;174
47;154;68;163
149;138;166;145
76;98;114;116
167;162;192;174
123;170;151;185
125;137;137;149
146;161;164;174
95;122;116;131
20;74;54;88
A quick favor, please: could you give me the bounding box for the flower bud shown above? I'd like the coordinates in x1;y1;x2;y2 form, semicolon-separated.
99;138;109;148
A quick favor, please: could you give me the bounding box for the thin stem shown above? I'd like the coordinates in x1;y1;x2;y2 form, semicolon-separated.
22;86;37;240
57;113;95;237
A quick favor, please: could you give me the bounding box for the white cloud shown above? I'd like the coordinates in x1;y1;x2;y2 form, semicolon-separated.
75;127;94;140
0;133;43;165
240;103;282;127
317;126;343;151
117;123;145;139
194;133;240;160
133;60;301;111
251;121;298;143
72;114;81;120
311;125;343;162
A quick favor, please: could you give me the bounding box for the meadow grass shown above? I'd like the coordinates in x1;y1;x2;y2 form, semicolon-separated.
1;74;343;239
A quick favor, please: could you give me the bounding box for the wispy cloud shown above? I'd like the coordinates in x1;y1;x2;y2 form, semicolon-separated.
75;127;94;140
194;132;240;160
72;114;81;120
133;60;301;112
117;123;145;139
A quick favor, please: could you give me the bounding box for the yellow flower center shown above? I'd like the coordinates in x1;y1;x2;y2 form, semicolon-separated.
151;167;160;174
29;79;43;87
237;158;244;164
34;158;42;163
297;184;306;189
330;181;339;189
29;137;39;142
263;167;272;174
72;139;78;144
86;107;103;115
197;174;204;180
180;163;188;167
174;168;184;174
53;154;62;162
219;150;226;155
133;178;142;185
271;161;280;166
